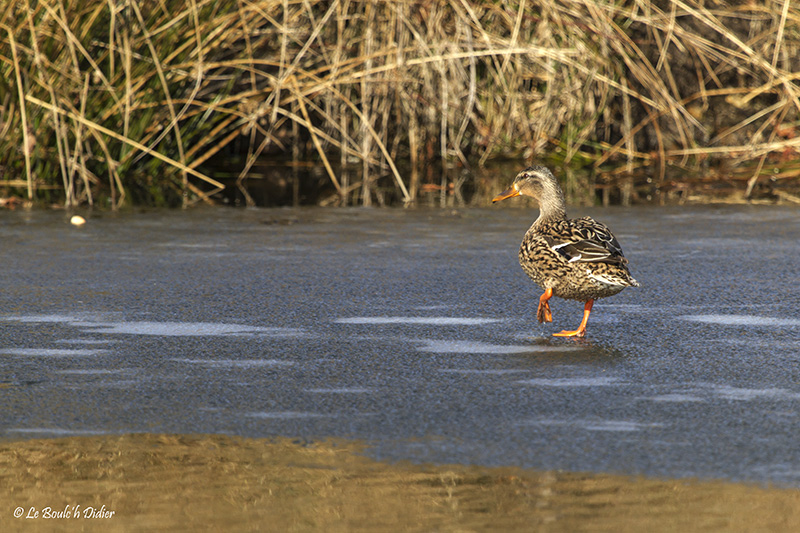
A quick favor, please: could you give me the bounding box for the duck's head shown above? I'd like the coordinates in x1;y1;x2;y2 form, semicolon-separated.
491;165;562;204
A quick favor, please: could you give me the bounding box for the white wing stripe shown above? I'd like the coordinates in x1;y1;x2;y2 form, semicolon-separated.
586;270;626;287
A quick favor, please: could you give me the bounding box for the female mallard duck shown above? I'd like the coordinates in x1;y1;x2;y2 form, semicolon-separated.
492;166;639;337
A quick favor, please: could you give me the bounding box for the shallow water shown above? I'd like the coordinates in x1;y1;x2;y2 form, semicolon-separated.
1;205;800;527
2;434;799;533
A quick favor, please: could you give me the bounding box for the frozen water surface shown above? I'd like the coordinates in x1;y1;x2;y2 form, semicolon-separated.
1;205;800;486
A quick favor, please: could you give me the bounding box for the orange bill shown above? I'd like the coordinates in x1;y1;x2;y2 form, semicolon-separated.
491;187;520;203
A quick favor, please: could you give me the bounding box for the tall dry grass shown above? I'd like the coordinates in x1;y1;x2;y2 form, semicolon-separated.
0;0;798;207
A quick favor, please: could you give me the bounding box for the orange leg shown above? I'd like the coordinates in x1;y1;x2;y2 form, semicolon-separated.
553;300;594;337
537;288;553;323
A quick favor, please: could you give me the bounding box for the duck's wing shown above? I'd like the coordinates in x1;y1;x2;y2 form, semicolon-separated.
542;217;628;265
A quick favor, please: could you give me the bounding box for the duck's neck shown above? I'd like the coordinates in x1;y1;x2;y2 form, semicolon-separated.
531;189;567;229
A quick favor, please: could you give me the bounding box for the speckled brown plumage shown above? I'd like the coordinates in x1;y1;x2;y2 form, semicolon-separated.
493;166;639;337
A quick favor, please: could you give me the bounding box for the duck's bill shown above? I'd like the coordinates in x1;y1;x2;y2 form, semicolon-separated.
492;188;520;203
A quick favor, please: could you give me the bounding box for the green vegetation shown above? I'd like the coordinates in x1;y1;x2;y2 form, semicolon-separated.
1;0;799;207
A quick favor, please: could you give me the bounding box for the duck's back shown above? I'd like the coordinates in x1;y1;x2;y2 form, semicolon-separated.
519;216;638;301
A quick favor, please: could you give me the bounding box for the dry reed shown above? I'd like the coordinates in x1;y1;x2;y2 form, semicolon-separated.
0;0;798;207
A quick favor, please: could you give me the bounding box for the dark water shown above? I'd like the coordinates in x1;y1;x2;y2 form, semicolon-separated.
1;205;799;486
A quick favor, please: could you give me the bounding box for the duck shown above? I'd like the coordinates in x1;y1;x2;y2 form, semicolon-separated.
492;165;639;337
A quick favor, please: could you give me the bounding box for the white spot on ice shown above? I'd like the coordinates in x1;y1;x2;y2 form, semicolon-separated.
681;315;800;327
516;377;622;387
245;411;327;419
438;369;531;375
81;321;300;337
5;428;107;435
171;358;294;368
335;316;501;326
709;385;800;401
520;418;662;432
1;348;108;357
579;420;663;432
644;393;705;403
418;340;561;354
1;314;303;337
305;388;374;394
56;369;127;375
